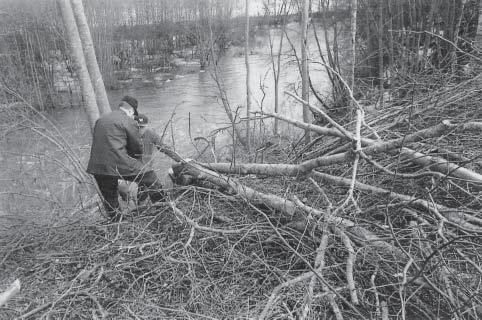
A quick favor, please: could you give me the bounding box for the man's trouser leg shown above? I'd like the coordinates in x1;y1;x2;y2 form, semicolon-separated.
94;175;121;220
124;171;165;203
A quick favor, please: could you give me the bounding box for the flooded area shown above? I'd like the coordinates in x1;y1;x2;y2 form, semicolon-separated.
0;24;334;227
105;25;332;163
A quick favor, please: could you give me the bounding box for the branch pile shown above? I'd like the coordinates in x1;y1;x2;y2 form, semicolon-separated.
167;78;482;319
1;79;482;319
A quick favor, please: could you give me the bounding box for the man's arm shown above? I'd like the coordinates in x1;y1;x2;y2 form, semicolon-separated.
146;129;167;150
145;129;183;162
125;119;143;159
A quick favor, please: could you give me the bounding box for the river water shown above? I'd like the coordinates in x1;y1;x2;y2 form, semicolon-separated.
103;25;332;166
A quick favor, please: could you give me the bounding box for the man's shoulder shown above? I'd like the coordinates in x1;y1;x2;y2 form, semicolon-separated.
98;110;133;126
98;110;118;121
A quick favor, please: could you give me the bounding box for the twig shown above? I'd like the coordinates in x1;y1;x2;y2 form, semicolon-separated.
370;269;381;319
169;201;248;234
333;228;359;305
381;301;389;320
301;229;330;320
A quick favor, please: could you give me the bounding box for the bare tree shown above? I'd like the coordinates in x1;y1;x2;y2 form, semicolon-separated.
378;0;384;107
70;0;111;115
266;0;288;135
245;0;252;152
301;0;311;143
57;0;99;130
349;0;357;91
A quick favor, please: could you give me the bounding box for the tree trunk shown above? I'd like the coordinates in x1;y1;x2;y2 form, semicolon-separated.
245;0;251;152
378;0;384;105
171;161;404;258
301;0;311;143
70;0;111;115
387;0;394;93
208;20;247;149
349;0;358;130
57;0;99;131
451;0;467;72
422;0;437;68
476;0;482;48
268;1;285;136
349;0;357;91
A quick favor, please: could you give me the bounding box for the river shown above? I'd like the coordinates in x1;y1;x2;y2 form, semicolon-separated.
102;24;332;168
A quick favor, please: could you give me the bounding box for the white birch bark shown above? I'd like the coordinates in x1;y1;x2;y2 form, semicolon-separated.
301;0;311;143
70;0;111;115
57;0;99;131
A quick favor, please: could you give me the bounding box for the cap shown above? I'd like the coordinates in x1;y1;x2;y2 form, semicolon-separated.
121;95;138;115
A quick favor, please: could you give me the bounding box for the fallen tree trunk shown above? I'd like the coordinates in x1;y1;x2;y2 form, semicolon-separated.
261;110;482;184
171;160;405;259
311;171;482;232
163;149;481;317
199;161;481;232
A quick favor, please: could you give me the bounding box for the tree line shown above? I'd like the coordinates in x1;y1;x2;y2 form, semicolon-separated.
1;0;481;111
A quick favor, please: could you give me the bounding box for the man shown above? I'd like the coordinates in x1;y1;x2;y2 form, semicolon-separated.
87;96;165;221
118;114;167;204
134;114;166;203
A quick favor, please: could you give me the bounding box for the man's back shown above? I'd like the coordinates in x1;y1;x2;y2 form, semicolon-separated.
87;110;143;176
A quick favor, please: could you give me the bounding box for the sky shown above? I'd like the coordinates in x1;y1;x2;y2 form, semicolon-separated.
233;0;266;16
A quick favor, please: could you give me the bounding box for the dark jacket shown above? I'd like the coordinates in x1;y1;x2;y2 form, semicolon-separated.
87;110;144;176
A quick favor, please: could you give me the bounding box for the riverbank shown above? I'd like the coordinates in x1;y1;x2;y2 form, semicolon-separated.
2;72;482;318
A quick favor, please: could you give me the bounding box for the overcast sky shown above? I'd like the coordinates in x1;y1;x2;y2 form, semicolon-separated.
233;0;266;16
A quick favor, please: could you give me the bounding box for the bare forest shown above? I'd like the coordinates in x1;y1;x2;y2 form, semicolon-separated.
1;0;482;319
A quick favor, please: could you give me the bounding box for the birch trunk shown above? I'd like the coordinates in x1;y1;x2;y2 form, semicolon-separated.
171;161;404;258
237;111;482;184
57;0;99;131
70;0;111;115
301;0;311;143
245;0;251;152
